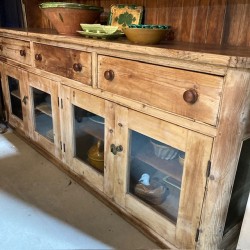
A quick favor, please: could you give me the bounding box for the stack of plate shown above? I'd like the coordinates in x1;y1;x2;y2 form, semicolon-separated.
78;24;124;39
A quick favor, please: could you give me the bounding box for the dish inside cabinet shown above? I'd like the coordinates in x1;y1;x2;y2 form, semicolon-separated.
73;105;105;173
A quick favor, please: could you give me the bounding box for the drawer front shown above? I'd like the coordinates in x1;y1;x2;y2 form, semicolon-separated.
0;37;31;65
98;55;223;126
34;43;91;85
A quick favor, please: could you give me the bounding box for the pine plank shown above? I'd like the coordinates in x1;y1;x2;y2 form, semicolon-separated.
222;0;246;46
205;0;227;45
191;0;210;43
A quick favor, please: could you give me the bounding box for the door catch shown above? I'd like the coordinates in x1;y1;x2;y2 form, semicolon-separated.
110;144;123;155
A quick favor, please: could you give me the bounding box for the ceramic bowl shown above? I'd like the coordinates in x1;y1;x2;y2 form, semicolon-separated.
123;24;171;45
150;139;178;160
178;151;185;166
87;140;104;173
80;24;119;34
39;2;103;35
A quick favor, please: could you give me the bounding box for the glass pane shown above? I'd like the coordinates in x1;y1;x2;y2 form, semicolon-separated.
224;138;250;234
129;131;184;223
73;105;105;174
8;76;23;120
32;87;54;142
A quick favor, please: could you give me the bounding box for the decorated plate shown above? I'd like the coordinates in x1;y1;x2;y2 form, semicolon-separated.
108;4;144;30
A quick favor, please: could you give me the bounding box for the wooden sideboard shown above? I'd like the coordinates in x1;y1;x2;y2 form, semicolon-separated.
0;28;250;249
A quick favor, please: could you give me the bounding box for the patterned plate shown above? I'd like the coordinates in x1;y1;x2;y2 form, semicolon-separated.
108;4;144;30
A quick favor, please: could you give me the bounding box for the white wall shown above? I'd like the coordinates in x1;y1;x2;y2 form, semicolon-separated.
237;192;250;249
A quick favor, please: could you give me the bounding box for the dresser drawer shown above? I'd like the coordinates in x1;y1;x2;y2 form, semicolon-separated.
0;37;31;65
33;43;91;85
98;55;223;126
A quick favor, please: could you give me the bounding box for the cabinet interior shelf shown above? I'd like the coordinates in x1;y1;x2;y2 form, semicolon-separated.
136;151;183;182
35;102;52;116
75;118;104;142
10;89;21;99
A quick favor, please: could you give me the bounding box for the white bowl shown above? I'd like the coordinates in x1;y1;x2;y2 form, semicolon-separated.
150;139;178;160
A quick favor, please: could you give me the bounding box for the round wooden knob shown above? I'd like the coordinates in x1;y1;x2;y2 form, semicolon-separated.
73;63;82;72
20;50;26;57
35;53;42;61
183;89;198;104
104;70;114;81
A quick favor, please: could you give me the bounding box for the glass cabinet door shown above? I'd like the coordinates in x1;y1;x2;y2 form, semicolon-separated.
27;73;61;159
129;131;184;223
1;64;28;133
8;75;23;120
62;86;113;194
73;105;105;174
31;87;53;141
113;108;213;248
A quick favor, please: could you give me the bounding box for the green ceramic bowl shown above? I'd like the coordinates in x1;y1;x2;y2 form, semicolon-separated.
128;24;171;30
40;2;103;11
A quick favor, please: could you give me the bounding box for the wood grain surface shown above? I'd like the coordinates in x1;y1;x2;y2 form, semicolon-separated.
23;0;250;47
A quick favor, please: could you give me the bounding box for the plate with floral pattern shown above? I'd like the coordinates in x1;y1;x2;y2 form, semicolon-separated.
108;4;144;30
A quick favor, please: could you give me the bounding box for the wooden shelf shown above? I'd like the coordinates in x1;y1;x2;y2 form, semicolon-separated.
10;89;21;99
136;147;183;182
75;117;104;141
35;102;52;117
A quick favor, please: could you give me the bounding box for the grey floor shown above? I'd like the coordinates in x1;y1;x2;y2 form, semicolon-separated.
0;129;159;250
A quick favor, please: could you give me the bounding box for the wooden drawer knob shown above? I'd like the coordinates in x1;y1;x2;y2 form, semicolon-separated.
104;70;114;81
20;50;26;57
35;53;42;61
73;63;82;72
183;89;198;104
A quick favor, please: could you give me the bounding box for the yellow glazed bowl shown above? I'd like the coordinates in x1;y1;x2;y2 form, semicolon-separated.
87;140;104;173
123;25;171;45
88;157;104;172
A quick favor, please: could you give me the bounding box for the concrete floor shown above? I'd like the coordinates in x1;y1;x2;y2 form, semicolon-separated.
0;129;159;249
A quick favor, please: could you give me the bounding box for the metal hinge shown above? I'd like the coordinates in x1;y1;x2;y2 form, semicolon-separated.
206;160;211;178
60;141;65;152
58;97;63;109
195;228;200;242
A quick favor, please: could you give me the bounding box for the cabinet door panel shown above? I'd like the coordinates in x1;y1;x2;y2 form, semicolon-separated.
113;108;213;248
113;105;129;206
104;101;116;197
27;72;61;159
62;86;114;195
176;131;213;248
2;64;29;135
